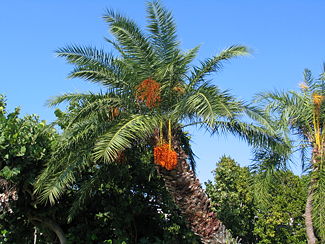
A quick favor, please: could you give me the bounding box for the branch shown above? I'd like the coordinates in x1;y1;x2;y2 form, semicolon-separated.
29;216;67;244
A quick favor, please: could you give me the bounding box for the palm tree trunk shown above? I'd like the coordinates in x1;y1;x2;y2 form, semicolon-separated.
305;183;317;244
305;150;320;244
29;216;67;244
157;146;238;244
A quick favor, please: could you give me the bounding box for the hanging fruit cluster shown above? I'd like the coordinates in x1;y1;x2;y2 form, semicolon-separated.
136;78;161;108
111;107;120;118
154;144;177;170
153;120;178;170
313;93;324;106
312;93;324;149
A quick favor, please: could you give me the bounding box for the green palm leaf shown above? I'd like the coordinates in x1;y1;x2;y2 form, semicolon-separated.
188;45;249;89
103;9;156;70
56;45;129;89
146;0;179;61
213;119;281;149
93;115;160;162
175;83;239;128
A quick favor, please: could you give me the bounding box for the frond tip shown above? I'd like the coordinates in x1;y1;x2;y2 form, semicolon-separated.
188;45;249;88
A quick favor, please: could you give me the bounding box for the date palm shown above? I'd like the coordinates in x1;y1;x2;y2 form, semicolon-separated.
36;2;280;243
257;68;325;243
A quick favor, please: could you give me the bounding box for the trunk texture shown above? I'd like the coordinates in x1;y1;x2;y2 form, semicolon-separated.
43;218;67;244
305;185;317;244
157;146;238;244
305;148;321;244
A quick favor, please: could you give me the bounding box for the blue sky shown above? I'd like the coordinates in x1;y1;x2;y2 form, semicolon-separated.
1;1;325;183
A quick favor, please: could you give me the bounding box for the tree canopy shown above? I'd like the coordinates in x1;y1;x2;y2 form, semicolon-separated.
206;156;307;244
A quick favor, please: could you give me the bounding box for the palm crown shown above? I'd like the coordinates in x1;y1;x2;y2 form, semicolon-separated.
257;68;325;166
36;2;280;242
256;67;325;242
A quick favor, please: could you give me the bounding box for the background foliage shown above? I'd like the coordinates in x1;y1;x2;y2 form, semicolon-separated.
0;96;199;243
0;96;312;243
205;156;307;244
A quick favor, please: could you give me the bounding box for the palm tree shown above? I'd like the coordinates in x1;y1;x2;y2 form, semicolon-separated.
256;67;325;243
35;2;280;243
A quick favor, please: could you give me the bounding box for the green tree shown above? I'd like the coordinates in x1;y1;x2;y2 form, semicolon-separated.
0;95;67;243
206;156;307;244
36;2;280;243
205;156;255;243
253;171;307;244
257;67;325;243
62;148;201;244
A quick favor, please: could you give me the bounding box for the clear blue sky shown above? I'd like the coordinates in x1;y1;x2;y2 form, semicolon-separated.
1;1;324;183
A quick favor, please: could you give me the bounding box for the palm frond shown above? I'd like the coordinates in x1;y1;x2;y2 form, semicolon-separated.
35;117;109;204
176;84;239;128
243;104;278;135
188;45;249;89
36;154;91;204
63;116;109;147
72;98;121;123
146;0;179;61
47;92;123;130
251;141;292;173
56;45;129;89
93;115;160;162
213;119;282;149
180;45;200;70
47;92;114;106
299;140;312;171
103;9;156;70
67;165;107;222
56;45;114;67
68;65;123;88
256;90;314;135
104;37;128;58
